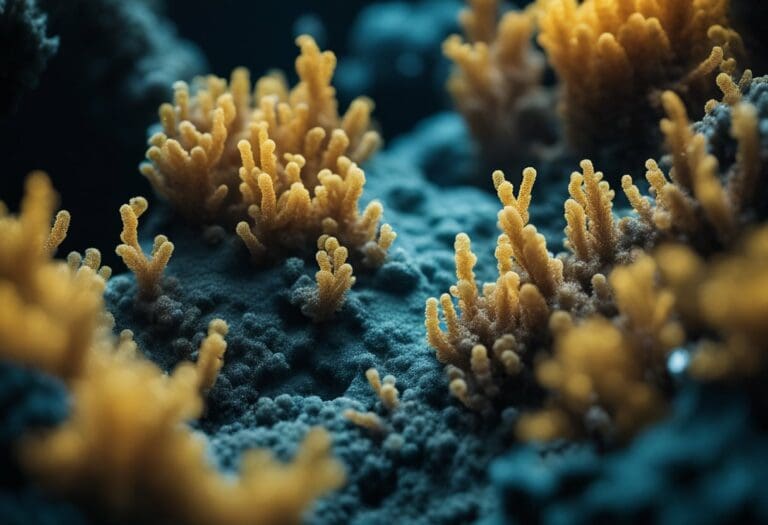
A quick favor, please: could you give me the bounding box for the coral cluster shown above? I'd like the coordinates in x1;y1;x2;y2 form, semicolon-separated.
443;0;557;167
142;35;392;269
4;3;768;524
0;173;345;525
657;227;768;380
538;0;743;163
426;71;768;441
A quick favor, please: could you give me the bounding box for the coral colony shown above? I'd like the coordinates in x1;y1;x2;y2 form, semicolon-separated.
3;0;768;523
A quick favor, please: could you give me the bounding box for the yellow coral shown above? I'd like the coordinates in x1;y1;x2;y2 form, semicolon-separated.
622;91;762;249
518;316;666;442
115;196;174;298
195;319;229;393
657;227;768;379
444;0;551;159
301;235;356;321
520;254;682;441
141;35;387;268
495;168;563;298
344;368;400;433
20;333;344;525
236;151;393;264
564;160;619;267
0;173;107;378
705;69;753;112
2;174;344;524
537;0;742;156
425;230;542;411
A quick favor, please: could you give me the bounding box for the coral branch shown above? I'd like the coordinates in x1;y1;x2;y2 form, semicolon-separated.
0;173;107;378
195;319;229;393
115;197;174;298
300;236;356;321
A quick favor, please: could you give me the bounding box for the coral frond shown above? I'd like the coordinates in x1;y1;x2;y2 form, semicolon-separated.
0;173;107;378
344;368;400;434
115;197;174;298
301;236;356;321
564;160;618;266
195;319;229;393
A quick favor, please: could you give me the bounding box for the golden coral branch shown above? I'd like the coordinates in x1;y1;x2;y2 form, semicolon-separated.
115;197;174;299
195;319;229;393
564;160;618;267
623;90;763;251
344;368;400;434
301;236;356;321
19;330;344;525
0;173;107;378
426;230;536;411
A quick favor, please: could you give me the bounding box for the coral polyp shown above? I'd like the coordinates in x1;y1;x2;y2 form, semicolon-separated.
3;1;768;524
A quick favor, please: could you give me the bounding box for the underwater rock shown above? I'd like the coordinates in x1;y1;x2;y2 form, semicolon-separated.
0;0;58;115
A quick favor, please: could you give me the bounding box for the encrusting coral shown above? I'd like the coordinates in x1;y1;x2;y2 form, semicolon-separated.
115;196;174;299
443;0;557;167
141;35;394;267
1;173;345;525
536;0;744;163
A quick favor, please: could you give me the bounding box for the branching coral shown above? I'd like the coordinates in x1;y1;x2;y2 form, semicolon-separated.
622;91;762;251
299;235;356;322
494;168;563;299
0;173;107;378
344;368;400;433
563;160;619;269
115;196;174;299
142;35;394;266
236;152;393;264
656;227;768;380
1;173;345;524
517;255;681;443
195;319;229;393
425;229;549;411
537;0;743;162
443;0;556;165
19;329;344;525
